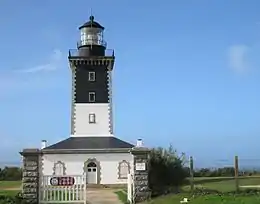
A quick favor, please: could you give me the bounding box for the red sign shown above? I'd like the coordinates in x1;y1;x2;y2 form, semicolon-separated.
50;176;75;186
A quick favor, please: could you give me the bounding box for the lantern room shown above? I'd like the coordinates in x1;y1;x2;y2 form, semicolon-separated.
78;15;107;49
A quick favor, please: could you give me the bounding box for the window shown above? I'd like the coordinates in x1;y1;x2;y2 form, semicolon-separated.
89;113;96;124
88;72;95;81
89;92;96;102
53;161;66;176
80;31;87;45
118;160;130;179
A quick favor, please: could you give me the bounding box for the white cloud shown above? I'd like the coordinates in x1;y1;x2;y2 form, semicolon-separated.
15;49;63;73
0;49;65;98
227;45;249;74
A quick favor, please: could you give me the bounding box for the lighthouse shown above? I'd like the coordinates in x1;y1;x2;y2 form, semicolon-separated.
40;16;134;185
68;15;115;137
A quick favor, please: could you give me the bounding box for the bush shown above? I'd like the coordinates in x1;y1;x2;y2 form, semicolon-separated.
0;193;28;204
0;167;22;181
148;145;189;197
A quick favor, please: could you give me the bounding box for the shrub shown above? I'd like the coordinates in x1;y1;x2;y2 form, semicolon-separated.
0;167;22;181
0;193;29;204
148;145;189;197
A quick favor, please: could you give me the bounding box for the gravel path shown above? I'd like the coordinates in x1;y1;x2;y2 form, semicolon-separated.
86;188;123;204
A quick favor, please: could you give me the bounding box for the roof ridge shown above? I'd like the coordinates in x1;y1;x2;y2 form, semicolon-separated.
44;136;134;150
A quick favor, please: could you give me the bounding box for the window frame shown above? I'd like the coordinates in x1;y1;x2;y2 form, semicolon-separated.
89;92;96;102
88;71;96;81
89;113;96;124
118;160;130;179
52;161;66;176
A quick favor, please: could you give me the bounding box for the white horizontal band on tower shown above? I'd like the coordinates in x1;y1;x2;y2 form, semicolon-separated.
73;103;111;136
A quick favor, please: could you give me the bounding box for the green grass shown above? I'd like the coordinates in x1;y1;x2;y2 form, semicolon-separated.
142;176;260;203
0;190;20;196
0;181;21;189
0;180;21;198
182;176;260;192
141;194;260;204
115;190;128;204
193;176;260;182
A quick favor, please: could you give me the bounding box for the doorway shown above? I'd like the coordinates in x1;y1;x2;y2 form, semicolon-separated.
87;162;97;184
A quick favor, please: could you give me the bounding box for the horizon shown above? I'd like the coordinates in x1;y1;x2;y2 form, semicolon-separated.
1;160;260;170
0;0;260;166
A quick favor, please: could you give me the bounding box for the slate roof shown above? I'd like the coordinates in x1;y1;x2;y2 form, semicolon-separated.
44;137;134;150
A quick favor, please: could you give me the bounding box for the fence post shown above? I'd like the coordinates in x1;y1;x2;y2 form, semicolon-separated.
234;155;239;192
189;156;194;192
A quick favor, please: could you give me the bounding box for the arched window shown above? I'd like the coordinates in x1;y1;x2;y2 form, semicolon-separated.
118;160;130;179
53;161;66;176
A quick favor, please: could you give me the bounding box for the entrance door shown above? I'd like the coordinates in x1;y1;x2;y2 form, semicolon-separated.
87;162;97;184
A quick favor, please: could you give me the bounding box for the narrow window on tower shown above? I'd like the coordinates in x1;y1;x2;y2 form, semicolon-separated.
89;92;96;102
88;71;96;81
89;113;96;124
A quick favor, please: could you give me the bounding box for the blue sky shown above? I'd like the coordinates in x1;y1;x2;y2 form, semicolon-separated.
0;0;260;167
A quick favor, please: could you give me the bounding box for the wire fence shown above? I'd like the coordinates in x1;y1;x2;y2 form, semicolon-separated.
188;156;260;192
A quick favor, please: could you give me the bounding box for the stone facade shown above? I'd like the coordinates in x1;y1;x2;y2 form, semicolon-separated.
20;149;41;204
131;147;151;203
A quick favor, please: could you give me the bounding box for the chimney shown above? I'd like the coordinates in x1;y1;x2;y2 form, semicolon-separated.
41;140;47;149
136;139;143;147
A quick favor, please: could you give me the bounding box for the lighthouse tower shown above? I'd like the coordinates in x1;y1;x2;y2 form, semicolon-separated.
30;16;134;186
68;15;115;137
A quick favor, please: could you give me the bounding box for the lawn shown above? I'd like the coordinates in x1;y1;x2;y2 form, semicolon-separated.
183;176;260;192
145;176;260;204
0;180;21;196
115;190;128;204
138;177;260;204
0;190;19;196
141;194;260;204
0;181;21;190
115;190;260;204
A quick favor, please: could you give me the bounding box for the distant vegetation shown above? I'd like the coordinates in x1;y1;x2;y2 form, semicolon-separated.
0;167;22;181
194;167;260;177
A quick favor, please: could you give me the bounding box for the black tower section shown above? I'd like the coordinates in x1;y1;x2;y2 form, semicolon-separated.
68;16;115;104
